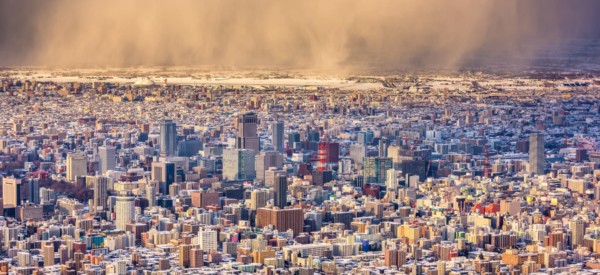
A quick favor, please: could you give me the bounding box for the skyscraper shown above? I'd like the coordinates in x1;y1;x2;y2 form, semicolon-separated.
2;177;21;207
529;133;545;175
114;195;135;231
255;151;283;184
190;248;204;268
236;112;260;152
66;152;87;182
272;121;285;153
571;218;585;248
43;243;54;267
152;162;175;195
179;244;191;268
288;131;300;150
160;120;177;156
93;176;109;213
250;189;268;210
98;145;116;174
27;178;39;205
223;148;256;181
363;157;393;184
274;175;288;209
147;185;156;207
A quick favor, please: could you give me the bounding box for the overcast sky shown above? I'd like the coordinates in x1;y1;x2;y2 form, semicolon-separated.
1;0;599;71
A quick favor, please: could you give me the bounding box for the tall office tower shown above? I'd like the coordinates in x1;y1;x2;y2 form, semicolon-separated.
288;131;301;150
160;120;177;156
363;157;393;184
27;178;40;204
357;131;373;145
274;175;288;209
190;248;204;268
272;121;285;153
256;208;304;236
198;229;218;251
3;177;21;207
147;185;156;207
43;243;54;266
114;195;135;231
66;152;87;182
571;219;585;248
529;133;545;175
255;151;283;184
98;145;116;174
236;112;260;152
385;168;402;193
93;176;109;213
152;162;175;195
250;189;268;210
223;148;256;181
379;137;388;157
179;244;191;268
349;143;367;165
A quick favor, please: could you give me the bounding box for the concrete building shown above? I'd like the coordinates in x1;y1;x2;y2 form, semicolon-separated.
255;151;283;184
66;152;87;182
114;195;135;231
273;121;285;153
236;112;260;152
98;145;116;174
160;119;177;156
223;148;256;181
529;133;545;175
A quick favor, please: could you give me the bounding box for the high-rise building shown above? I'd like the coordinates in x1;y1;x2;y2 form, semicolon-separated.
66;152;87;182
274;175;288;209
272;121;285;153
379;137;388;157
17;251;31;267
160;120;177;156
385;168;402;193
256;207;304;236
529;133;545;175
114;195;135;231
349;143;367;165
93;176;109;213
288;131;301;150
3;177;21;207
43;243;54;266
98;145;116;174
190;248;204;268
147;185;156;207
357;131;374;145
363;157;393;184
223;148;256;181
27;178;39;205
179;244;191;268
255;151;283;184
250;189;268;210
571;218;585;248
198;229;218;251
152;162;175;195
236;112;260;152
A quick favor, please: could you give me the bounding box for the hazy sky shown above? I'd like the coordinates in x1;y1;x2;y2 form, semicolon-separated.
1;0;599;71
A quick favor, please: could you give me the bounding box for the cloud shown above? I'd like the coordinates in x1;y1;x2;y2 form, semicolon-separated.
0;0;599;71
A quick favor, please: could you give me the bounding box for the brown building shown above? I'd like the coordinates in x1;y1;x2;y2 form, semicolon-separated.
191;191;219;209
190;248;204;268
256;207;304;236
